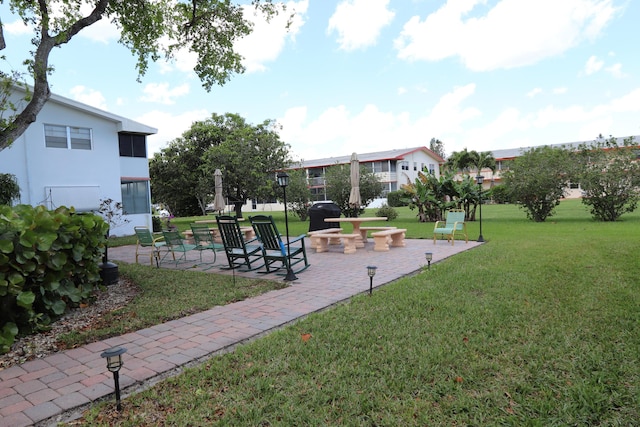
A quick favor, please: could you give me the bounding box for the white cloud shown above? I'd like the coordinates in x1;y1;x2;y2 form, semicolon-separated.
3;19;31;36
236;0;309;73
553;87;568;94
584;55;604;75
69;86;108;110
327;0;395;51
140;82;190;105
139;109;211;156
397;86;408;95
279;84;480;160
605;63;624;78
394;0;618;71
527;88;542;98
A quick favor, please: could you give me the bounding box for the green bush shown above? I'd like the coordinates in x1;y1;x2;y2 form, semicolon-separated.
386;190;408;207
152;216;162;232
375;204;398;221
488;184;512;204
0;173;20;205
0;205;108;353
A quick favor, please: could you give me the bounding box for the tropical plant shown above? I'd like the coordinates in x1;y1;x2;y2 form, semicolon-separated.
0;205;108;353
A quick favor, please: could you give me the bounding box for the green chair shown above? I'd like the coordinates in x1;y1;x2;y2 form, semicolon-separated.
215;215;264;271
190;223;224;269
249;214;309;275
433;210;468;245
162;230;198;265
134;226;171;267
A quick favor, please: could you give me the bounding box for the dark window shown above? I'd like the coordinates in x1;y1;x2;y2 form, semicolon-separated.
119;133;147;157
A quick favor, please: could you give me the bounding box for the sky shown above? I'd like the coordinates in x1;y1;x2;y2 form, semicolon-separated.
2;0;640;162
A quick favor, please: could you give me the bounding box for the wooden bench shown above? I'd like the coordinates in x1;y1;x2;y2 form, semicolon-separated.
310;232;360;254
359;226;397;243
371;228;407;252
308;228;343;249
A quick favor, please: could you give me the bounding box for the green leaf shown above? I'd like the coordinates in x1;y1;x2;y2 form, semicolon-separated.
36;233;58;251
0;239;13;253
16;291;36;308
50;299;66;315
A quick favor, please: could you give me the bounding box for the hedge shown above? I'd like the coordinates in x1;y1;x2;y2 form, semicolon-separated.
0;205;108;353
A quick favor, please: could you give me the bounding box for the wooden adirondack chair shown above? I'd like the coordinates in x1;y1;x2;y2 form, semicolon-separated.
215;215;264;271
433;210;468;245
249;214;310;275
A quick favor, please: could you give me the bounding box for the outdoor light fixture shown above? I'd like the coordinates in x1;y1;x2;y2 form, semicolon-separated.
367;265;377;295
425;252;433;270
476;175;485;243
277;172;297;281
100;346;127;411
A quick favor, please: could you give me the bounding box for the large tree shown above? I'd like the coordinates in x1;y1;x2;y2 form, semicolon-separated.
0;0;287;152
575;136;640;221
150;113;290;217
503;145;572;222
325;164;383;217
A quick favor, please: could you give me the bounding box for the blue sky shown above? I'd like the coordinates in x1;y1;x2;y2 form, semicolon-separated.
2;0;639;161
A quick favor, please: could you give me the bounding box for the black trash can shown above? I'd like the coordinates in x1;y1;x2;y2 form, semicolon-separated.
308;202;341;232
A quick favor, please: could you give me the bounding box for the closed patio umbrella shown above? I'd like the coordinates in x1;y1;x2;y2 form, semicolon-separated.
348;152;361;215
213;169;226;213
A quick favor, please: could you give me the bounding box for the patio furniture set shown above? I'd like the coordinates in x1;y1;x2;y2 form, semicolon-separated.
133;215;310;277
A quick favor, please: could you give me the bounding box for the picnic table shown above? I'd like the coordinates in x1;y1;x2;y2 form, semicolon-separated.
183;225;254;243
324;217;387;248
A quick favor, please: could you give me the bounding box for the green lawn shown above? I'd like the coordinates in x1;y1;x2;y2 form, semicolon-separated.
81;200;639;425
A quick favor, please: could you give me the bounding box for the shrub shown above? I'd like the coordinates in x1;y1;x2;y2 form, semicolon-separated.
489;184;512;204
375;204;398;221
152;216;162;232
0;205;108;353
0;173;20;205
386;190;408;207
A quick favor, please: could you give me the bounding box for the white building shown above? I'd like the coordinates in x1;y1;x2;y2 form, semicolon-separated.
296;147;444;207
0;88;157;236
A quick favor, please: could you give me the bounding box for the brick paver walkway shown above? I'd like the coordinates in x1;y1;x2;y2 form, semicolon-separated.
0;236;480;426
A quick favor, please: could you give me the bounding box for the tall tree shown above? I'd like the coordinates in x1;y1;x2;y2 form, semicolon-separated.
575;136;640;221
150;113;290;217
429;138;446;159
503;145;571;222
0;0;287;152
325;164;383;217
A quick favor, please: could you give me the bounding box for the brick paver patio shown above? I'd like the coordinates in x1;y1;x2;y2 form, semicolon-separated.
0;236;480;426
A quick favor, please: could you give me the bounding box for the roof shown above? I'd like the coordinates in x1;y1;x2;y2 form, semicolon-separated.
490;136;639;160
298;146;444;169
13;85;157;135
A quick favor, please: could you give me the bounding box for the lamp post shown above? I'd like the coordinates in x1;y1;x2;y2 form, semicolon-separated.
277;172;297;281
100;346;127;411
424;252;433;270
367;266;377;295
476;174;484;243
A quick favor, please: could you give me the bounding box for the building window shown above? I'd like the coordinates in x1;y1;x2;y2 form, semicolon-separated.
413;162;418;171
45;124;92;150
401;161;409;171
429;164;435;174
121;180;150;214
119;133;147;157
